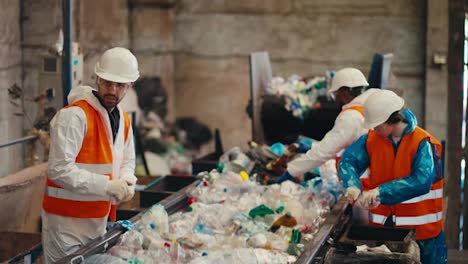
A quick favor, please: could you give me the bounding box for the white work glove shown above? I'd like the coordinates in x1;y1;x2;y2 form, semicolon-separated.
344;187;361;203
119;175;137;202
121;174;137;186
356;188;380;209
120;186;135;202
107;179;128;201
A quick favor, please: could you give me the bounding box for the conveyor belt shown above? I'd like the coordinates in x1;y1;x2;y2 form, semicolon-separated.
58;181;352;264
295;198;351;263
56;180;200;264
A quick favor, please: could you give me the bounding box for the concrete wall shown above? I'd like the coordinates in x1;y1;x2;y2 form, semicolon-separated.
19;0;63;177
79;0;176;120
0;1;23;176
130;4;175;121
174;0;426;149
425;0;448;141
3;0;447;172
79;0;129;86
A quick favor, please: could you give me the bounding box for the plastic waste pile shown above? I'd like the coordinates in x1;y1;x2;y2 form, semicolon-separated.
301;159;344;210
98;166;342;263
266;73;333;119
219;136;317;184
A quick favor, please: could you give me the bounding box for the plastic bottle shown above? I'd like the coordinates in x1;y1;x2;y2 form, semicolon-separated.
296;135;314;153
266;144;298;176
270;213;298;232
219;147;252;174
248;204;275;219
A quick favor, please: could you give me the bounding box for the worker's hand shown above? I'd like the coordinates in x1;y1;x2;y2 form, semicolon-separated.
106;179;128;201
121;174;137;186
344;187;361;203
357;188;380;209
120;185;135;202
275;171;294;184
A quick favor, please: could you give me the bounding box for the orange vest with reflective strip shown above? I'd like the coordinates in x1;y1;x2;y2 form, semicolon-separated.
43;100;131;221
336;105;370;190
366;127;444;240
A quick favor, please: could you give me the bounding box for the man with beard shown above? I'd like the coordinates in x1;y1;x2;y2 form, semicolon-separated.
41;47;139;263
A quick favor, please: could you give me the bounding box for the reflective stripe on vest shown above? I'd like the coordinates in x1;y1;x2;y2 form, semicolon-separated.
76;163;113;175
46;186;110;201
366;126;444;240
369;213;388;225
370;212;443;226
395;212;443;226
401;188;443;204
43;100;131;219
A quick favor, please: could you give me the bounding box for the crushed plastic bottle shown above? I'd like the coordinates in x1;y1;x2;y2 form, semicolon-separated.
219;147;253;174
270;142;285;157
84;254;127;264
118;230;144;250
248;204;275;219
270;213;298;232
296;135;314;153
137;204;169;237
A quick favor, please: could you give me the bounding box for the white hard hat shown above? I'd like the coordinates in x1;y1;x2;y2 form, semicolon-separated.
328;67;369;94
94;47;139;83
363;90;405;129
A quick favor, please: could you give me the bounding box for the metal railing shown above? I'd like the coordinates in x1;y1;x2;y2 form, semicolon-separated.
0;135;38;149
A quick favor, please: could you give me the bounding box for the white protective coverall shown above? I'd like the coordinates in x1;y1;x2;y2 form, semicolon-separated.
286;88;379;178
42;85;136;263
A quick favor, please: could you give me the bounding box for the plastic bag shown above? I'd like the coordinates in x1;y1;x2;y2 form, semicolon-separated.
107;245;138;260
117;229;144;250
129;249;172;264
137;204;169;237
84;254;127;264
140;229;169;250
167;211;198;240
219;147;253;174
188;248;295;264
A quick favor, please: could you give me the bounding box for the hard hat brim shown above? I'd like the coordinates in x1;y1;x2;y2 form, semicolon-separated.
363;118;386;129
363;96;405;129
95;66;139;83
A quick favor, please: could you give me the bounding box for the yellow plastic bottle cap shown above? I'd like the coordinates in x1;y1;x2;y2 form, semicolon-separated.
240;171;249;181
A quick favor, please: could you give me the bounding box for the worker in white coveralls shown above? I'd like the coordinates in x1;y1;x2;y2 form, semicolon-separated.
41;47;139;263
276;67;377;194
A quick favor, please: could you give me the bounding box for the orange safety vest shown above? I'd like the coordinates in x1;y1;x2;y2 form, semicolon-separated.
43;100;131;221
366;127;444;240
336;105;370;190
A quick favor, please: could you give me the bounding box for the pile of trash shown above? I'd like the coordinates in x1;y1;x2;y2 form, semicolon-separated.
91;167;342;263
216;136;315;184
266;73;333;119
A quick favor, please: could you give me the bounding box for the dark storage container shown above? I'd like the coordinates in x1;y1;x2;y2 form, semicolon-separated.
139;191;173;208
0;232;42;263
191;152;221;175
139;176;197;208
191;129;224;175
141;176;197;193
116;176;197;219
116;176;163;219
116;209;141;221
324;224;420;264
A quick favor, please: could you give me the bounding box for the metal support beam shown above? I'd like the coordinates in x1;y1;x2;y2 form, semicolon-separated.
62;0;73;106
447;0;465;249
